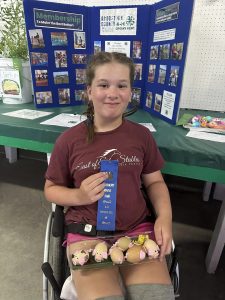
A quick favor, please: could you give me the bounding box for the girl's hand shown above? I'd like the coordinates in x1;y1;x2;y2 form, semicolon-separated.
78;172;108;205
154;216;172;261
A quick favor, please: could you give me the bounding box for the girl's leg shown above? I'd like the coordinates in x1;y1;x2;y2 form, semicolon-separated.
67;241;124;300
120;259;174;300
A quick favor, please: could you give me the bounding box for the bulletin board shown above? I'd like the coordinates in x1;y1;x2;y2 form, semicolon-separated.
143;0;194;123
23;0;194;125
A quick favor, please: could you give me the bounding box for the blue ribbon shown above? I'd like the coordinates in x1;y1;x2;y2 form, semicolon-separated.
96;160;118;232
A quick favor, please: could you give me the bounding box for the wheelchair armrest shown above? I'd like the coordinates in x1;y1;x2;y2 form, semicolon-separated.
52;205;65;238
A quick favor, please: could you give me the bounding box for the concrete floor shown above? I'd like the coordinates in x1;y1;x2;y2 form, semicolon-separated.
0;149;225;300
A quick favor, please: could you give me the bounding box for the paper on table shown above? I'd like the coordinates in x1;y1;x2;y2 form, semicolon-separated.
2;109;53;120
186;130;225;143
139;123;156;132
40;113;86;127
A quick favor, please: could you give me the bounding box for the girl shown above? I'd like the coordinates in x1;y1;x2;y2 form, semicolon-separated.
44;52;174;300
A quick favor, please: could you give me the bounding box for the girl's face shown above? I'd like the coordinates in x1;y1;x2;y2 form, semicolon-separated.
87;62;132;129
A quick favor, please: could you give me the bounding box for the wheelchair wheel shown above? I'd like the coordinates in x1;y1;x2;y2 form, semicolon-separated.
51;235;64;287
43;212;65;300
48;213;66;300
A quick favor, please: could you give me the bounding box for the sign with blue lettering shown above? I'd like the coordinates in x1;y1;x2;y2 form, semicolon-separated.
97;160;118;232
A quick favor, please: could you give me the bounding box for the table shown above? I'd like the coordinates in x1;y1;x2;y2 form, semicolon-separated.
0;102;224;273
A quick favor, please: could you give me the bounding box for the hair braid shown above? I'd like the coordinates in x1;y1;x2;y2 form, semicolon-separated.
86;101;95;142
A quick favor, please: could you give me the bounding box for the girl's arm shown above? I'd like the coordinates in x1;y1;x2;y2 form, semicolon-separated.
44;172;108;207
142;170;172;261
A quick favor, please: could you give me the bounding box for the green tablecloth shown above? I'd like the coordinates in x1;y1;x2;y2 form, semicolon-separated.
0;102;225;182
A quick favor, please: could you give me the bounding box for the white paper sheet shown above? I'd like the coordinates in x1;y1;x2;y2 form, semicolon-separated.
105;41;131;57
186;130;225;143
40;113;86;127
161;90;176;120
2;109;53;120
139;123;156;132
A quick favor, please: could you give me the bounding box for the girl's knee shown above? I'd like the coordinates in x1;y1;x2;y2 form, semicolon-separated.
126;283;175;300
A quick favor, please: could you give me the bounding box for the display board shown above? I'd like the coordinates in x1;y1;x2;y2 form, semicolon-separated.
23;0;194;124
143;1;193;122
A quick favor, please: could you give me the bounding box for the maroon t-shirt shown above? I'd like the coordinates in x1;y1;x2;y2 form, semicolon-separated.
45;119;164;230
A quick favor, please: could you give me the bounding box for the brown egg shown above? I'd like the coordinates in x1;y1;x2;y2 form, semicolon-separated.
109;247;124;264
125;244;146;263
116;236;132;251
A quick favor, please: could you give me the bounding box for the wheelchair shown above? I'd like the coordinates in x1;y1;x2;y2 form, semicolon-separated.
42;203;180;300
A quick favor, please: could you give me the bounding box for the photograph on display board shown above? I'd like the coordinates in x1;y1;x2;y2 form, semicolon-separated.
72;54;87;64
150;45;158;60
158;65;167;84
169;65;179;87
53;71;69;84
171;42;184;60
148;64;156;83
76;69;86;84
146;91;153;108
35;69;48;86
159;44;170;60
30;52;48;66
29;29;45;48
58;88;70;104
94;41;102;53
155;2;180;24
36;91;53;104
154;93;162;112
134;64;142;80
54;50;67;68
132;87;141;103
132;41;142;59
51;32;68;46
75;90;86;101
74;32;86;49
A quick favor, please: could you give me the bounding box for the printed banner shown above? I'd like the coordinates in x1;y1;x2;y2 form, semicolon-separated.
100;8;137;35
155;2;180;24
34;8;83;30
